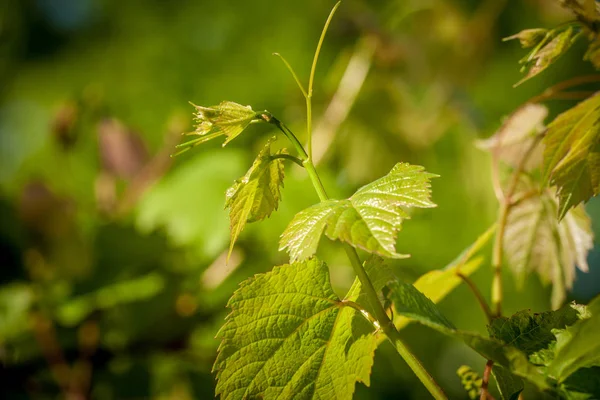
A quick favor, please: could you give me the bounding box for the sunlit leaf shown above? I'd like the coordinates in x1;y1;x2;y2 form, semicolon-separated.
515;26;578;86
214;258;380;400
174;101;260;155
543;92;600;219
225;137;286;260
280;163;437;261
477;103;547;171
503;181;593;309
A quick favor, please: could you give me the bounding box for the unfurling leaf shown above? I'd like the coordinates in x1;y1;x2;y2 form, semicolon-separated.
543;92;600;219
514;26;578;86
503;182;593;309
477;103;547;171
213;258;380;400
503;28;549;48
174;101;259;155
225;138;286;259
280;163;437;261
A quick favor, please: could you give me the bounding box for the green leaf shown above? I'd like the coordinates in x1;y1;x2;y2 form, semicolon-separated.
503;183;593;309
543;92;600;219
547;295;600;382
388;281;551;391
175;101;259;155
492;365;524;400
515;26;578;86
561;367;600;400
225;138;286;259
214;258;380;400
488;306;580;356
280;163;437;261
477;103;547;171
487;305;582;399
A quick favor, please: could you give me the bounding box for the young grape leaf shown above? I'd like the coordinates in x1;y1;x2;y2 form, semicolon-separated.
214;258;381;400
388;281;551;391
486;305;582;399
543;92;600;219
280;163;437;261
503;182;593;309
547;294;600;382
488;306;580;354
514;26;578;86
175;101;260;155
477;103;547;171
225;138;286;260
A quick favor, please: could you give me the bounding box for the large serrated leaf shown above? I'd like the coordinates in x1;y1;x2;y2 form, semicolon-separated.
213;258;381;400
543;92;600;219
225;138;285;259
503;183;593;309
280;163;437;261
388;281;551;391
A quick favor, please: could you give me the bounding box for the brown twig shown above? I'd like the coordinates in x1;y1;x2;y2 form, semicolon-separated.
456;272;494;322
480;360;495;400
528;74;600;104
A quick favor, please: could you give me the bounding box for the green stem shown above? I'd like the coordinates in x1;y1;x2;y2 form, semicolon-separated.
273;53;308;98
342;246;447;400
262;113;308;160
271;116;446;399
306;1;341;158
269;154;305;168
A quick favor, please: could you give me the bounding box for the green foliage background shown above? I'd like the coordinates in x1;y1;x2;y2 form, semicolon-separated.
1;0;599;398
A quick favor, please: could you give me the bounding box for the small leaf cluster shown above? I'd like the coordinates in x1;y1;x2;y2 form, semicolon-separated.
506;1;600;85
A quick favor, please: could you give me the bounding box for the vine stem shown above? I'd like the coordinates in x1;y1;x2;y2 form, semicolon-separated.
270;3;445;397
306;1;341;159
491;134;543;316
268;117;446;400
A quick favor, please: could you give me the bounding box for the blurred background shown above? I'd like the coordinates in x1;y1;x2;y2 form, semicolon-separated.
1;0;599;399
